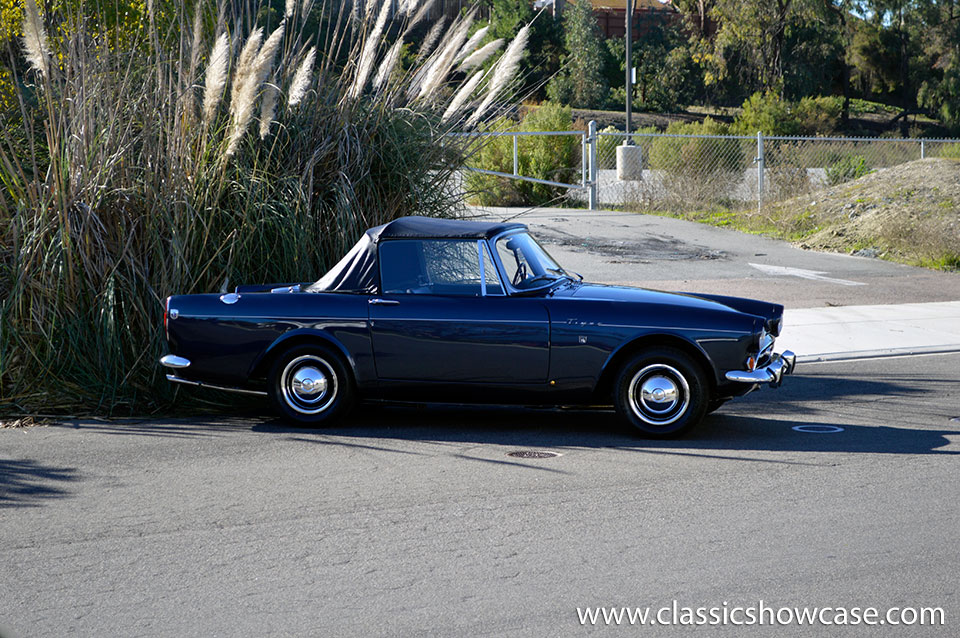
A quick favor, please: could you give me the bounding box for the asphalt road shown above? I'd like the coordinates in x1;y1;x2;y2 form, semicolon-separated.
3;208;959;637
2;354;959;637
471;207;960;308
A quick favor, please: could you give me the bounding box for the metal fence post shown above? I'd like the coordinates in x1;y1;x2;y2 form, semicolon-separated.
756;131;765;211
581;131;588;188
920;139;925;160
512;134;519;176
588;120;598;211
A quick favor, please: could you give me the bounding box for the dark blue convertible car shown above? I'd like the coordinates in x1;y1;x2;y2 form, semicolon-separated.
160;216;794;437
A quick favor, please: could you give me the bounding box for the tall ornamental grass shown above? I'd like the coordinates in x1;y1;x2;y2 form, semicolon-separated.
0;0;530;415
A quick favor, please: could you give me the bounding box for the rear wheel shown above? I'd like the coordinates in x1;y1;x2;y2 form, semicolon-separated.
268;345;354;426
614;347;709;438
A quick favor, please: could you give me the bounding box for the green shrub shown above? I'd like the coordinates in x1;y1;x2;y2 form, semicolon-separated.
466;102;578;205
732;92;841;136
649;117;746;175
731;92;803;136
793;96;842;134
826;155;873;185
936;143;960;160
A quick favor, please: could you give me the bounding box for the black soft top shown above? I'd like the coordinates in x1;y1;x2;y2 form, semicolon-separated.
308;216;526;293
376;216;525;240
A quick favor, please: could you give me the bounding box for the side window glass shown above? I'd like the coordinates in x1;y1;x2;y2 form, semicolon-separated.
422;240;482;295
380;239;489;296
379;240;429;294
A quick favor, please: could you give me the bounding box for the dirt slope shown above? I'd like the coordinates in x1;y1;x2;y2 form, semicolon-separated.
775;158;960;269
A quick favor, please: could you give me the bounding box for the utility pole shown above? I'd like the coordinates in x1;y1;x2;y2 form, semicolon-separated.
624;0;633;144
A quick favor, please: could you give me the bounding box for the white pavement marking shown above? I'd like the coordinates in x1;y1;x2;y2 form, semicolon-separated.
777;301;960;361
749;263;866;286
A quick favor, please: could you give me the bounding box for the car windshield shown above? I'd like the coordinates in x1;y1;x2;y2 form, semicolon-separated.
495;232;570;290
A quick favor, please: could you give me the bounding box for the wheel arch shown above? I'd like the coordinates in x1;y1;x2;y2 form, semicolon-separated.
249;329;356;382
593;333;718;402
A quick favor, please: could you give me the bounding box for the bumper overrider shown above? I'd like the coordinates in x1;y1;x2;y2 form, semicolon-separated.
725;351;796;387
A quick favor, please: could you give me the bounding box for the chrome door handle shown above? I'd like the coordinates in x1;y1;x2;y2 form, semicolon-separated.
369;298;400;305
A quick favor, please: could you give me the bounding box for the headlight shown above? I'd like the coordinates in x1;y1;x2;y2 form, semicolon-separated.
767;315;783;337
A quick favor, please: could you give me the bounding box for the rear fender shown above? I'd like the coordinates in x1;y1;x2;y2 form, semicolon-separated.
249;329;356;381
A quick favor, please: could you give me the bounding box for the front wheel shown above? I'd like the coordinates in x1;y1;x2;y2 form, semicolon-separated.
268;345;354;426
614;347;709;438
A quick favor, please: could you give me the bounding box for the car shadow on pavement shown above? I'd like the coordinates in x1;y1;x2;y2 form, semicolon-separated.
252;403;960;458
0;459;80;508
250;369;960;457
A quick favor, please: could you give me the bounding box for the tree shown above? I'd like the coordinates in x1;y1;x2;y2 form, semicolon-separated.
546;0;607;108
916;0;960;129
604;16;700;112
487;0;562;100
672;0;717;40
710;0;827;96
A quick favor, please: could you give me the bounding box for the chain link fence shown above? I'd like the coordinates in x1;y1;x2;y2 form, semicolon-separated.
462;124;960;211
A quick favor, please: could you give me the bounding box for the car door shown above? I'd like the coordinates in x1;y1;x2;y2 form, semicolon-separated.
369;239;550;383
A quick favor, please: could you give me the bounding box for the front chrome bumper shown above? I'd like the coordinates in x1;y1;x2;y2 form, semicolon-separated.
725;350;796;387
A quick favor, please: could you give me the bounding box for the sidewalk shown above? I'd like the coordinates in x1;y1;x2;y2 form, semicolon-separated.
777;301;960;362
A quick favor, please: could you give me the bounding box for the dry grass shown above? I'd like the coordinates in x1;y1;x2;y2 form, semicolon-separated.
785;158;960;269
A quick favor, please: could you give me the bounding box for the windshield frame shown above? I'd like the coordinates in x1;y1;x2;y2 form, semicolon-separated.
488;229;572;295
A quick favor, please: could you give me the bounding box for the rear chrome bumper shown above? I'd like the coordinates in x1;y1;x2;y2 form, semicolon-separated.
164;374;267;397
725;350;796;387
160;354;191;369
159;355;267;396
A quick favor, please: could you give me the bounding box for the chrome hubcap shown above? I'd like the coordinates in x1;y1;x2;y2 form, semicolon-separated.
280;355;337;415
291;367;328;400
629;364;690;426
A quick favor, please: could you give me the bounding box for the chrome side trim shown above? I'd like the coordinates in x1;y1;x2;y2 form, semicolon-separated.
725;350;796;387
271;284;301;293
160;355;191;369
478;239;486;297
165;374;268;397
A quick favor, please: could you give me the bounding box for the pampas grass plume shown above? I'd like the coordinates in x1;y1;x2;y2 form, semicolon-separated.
226;24;284;157
348;0;392;98
21;0;51;78
459;38;503;71
416;18;447;62
259;81;279;139
455;26;488;62
373;40;403;91
417;16;473;101
441;70;484;122
202;33;231;126
466;25;529;127
288;46;316;107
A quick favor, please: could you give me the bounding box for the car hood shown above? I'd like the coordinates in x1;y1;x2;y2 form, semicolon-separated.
559;282;783;323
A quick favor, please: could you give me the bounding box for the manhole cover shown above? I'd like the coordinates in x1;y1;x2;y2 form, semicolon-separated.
792;425;844;434
507;450;561;459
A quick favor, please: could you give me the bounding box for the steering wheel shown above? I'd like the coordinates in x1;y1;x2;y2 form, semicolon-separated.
512;262;527;287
